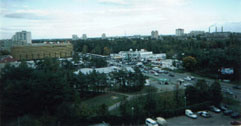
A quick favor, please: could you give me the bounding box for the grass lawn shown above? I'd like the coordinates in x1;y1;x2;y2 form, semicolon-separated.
121;86;158;95
82;93;127;107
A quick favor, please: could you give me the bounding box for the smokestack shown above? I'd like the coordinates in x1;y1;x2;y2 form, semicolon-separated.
215;26;217;32
221;26;223;32
209;27;210;33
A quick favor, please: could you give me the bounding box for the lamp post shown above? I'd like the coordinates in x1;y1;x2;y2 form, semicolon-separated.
184;96;186;107
131;107;134;124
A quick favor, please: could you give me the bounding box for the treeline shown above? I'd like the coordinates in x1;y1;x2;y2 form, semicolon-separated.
72;36;241;81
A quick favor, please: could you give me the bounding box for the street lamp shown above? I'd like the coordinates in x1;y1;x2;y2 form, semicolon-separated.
131;107;134;124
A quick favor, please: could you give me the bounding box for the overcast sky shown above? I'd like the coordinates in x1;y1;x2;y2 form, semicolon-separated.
0;0;241;39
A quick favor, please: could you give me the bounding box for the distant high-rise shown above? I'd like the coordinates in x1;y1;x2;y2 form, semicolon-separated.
72;34;79;40
82;34;87;40
101;33;106;39
12;31;32;45
151;30;159;39
176;28;184;36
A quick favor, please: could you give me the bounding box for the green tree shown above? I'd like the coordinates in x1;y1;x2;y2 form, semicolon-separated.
182;56;197;71
209;81;222;105
97;104;109;117
82;45;88;54
103;47;111;55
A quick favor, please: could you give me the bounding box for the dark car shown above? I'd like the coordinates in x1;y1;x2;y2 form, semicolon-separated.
230;121;241;125
231;112;240;119
169;74;175;77
233;85;241;90
218;104;228;111
197;111;212;118
224;109;233;115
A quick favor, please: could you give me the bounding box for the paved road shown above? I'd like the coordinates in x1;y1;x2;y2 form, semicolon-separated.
146;70;241;101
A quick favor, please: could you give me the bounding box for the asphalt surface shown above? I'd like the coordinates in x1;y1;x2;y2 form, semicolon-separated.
167;111;237;126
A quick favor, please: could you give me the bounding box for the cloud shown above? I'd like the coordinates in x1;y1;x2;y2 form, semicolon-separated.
98;0;128;5
4;9;50;20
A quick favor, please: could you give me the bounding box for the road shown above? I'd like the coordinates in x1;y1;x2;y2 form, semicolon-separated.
146;70;241;101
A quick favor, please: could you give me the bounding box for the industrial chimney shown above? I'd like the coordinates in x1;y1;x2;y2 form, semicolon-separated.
215;26;217;32
221;26;223;32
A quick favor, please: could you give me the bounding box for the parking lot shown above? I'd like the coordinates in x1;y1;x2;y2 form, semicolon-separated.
167;112;237;126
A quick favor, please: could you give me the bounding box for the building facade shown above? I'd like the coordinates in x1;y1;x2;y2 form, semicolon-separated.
151;30;159;39
11;43;73;60
12;31;32;45
82;34;87;40
176;28;184;36
72;34;79;40
101;33;106;39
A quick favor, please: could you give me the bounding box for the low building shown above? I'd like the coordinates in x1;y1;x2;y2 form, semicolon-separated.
111;49;166;62
189;31;205;36
74;66;121;75
11;43;73;60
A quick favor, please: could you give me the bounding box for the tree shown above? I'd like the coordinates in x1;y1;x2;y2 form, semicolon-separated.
97;104;109;117
0;59;78;119
72;52;80;64
182;56;197;71
209;81;222;105
103;47;111;55
0;50;10;56
82;45;88;54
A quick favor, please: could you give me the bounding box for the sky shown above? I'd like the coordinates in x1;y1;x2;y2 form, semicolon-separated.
0;0;241;39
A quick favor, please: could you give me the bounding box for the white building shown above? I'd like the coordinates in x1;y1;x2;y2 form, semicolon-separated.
72;34;79;40
101;33;106;39
12;31;32;45
82;34;87;40
151;30;159;39
111;49;166;61
176;28;184;36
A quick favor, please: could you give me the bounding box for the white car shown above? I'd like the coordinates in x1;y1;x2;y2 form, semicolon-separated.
184;76;192;81
185;109;198;119
154;72;159;76
183;83;192;87
145;118;158;126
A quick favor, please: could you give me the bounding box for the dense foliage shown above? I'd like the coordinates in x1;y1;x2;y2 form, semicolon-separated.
0;58;146;125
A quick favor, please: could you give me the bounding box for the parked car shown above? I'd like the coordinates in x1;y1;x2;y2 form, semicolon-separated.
218;104;228;111
154;72;159;76
184;76;192;81
169;74;175;77
224;109;233;115
209;106;221;113
185;109;198;119
156;117;167;126
183;83;192;87
231;112;240;119
230;121;241;125
233;85;241;90
190;76;195;80
145;118;158;126
197;111;212;118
